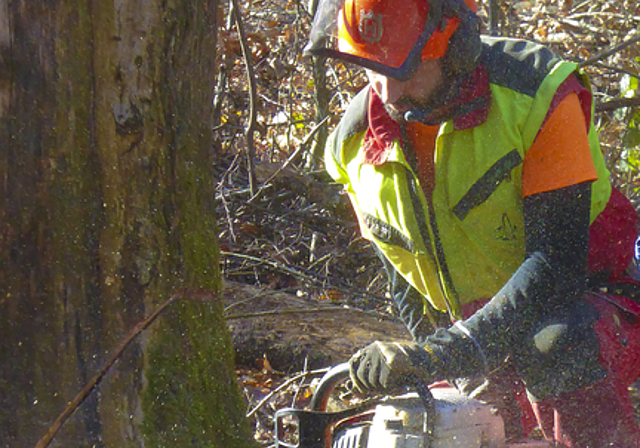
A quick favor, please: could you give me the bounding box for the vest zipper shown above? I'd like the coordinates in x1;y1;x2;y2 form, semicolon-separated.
401;125;462;319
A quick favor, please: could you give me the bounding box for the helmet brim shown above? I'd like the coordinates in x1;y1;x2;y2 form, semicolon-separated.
305;3;444;81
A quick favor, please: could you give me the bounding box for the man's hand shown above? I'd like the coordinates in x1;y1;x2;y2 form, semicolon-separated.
348;341;436;394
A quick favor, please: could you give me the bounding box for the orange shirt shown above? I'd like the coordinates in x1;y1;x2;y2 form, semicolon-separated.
406;121;439;196
521;92;597;196
407;92;598;198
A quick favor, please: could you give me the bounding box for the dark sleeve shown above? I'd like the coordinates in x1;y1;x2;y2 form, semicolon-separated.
375;247;440;343
425;182;592;378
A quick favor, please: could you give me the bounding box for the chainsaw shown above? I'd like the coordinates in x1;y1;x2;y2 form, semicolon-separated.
274;363;551;448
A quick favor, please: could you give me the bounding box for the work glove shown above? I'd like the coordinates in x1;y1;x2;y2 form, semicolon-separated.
348;341;438;394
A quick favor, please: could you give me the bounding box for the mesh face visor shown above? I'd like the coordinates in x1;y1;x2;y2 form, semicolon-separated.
304;0;462;81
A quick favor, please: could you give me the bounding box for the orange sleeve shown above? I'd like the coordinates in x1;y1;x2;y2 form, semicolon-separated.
522;92;598;197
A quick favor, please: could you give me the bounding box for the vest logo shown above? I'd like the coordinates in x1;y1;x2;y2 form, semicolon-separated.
359;10;383;43
496;213;517;241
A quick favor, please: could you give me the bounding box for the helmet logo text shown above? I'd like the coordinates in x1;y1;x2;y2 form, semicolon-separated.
359;10;383;43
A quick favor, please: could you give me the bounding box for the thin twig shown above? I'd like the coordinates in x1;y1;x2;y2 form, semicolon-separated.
213;6;235;129
245;367;330;418
589;64;640;81
221;249;386;301
230;0;258;195
223;287;297;313
221;250;317;282
224;304;399;322
292;357;310;406
34;289;219;448
555;16;602;34
579;34;640;68
225;306;346;320
248;115;330;204
567;12;638;21
216;152;243;242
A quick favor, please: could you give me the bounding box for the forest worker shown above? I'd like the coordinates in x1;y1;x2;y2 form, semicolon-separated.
305;0;640;446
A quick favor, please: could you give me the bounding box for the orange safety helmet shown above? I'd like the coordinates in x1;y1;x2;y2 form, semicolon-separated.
305;0;479;81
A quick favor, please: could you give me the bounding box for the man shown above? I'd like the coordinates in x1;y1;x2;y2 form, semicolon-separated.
305;0;640;446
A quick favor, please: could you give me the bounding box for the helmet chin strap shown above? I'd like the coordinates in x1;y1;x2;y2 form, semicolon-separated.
404;106;441;124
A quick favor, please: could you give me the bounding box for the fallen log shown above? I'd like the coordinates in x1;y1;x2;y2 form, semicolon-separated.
223;281;411;372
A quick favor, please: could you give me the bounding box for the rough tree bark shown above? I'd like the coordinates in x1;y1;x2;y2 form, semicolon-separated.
0;1;255;447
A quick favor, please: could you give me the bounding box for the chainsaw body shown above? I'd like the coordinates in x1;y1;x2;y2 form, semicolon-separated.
274;363;551;448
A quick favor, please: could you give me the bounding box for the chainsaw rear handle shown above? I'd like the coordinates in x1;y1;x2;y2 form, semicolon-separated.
274;403;372;448
274;362;436;447
310;362;434;413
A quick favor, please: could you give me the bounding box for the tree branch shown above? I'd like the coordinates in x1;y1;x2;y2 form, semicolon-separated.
221;250;388;303
596;97;640;113
579;34;640;68
248;115;330;204
230;0;258;195
222;250;319;282
225;305;399;322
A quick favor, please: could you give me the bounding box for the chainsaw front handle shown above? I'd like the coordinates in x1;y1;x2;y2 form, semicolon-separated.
310;362;351;411
274;363;359;448
274;362;437;447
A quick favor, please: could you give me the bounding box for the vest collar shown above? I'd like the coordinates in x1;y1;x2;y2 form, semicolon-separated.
362;90;402;166
362;65;491;166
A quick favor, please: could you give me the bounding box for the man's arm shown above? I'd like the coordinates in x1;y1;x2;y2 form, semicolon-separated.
349;182;598;392
375;247;440;343
423;90;600;378
425;180;592;378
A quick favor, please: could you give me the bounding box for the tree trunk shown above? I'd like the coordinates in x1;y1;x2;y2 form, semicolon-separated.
0;1;255;447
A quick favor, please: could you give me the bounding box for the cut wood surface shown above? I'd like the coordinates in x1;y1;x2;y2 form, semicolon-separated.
223;281;411;371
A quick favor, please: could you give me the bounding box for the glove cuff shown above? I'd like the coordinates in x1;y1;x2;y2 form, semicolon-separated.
403;342;443;383
421;323;489;380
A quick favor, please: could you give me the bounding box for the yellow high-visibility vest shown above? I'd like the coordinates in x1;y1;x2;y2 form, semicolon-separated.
325;37;611;319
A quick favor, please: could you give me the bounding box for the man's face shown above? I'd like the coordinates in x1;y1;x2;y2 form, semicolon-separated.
366;58;443;122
